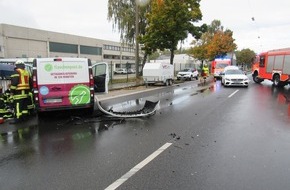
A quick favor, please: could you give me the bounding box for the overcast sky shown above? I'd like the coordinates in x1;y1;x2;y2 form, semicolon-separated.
0;0;290;54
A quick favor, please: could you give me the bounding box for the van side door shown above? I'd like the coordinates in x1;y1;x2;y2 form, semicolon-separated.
92;62;109;93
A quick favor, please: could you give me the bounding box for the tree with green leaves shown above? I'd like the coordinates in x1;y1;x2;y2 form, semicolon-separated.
236;48;256;69
108;0;148;43
190;32;210;63
107;0;150;69
141;0;205;65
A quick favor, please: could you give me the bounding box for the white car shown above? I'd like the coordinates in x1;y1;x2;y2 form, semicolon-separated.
177;68;199;81
114;68;128;74
221;69;250;87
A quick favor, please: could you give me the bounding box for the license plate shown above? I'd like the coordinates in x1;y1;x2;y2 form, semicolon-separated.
44;98;62;103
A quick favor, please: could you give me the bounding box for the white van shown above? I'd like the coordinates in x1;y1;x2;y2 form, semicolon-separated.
32;58;108;113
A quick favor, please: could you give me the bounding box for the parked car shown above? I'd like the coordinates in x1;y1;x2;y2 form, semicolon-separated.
177;68;199;81
127;68;135;74
221;69;250;87
114;68;127;74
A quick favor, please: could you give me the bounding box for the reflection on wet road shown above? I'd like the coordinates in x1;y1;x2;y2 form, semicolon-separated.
1;80;290;190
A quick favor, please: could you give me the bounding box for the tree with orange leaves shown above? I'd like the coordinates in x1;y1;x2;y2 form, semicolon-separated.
206;30;237;60
190;20;237;62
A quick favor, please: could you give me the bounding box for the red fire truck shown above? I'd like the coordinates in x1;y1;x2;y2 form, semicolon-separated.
211;58;231;79
252;48;290;87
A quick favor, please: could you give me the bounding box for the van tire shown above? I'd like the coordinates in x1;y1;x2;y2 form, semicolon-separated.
87;106;94;115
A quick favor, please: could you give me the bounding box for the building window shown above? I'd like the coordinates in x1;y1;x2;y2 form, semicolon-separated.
80;45;102;55
104;44;122;52
103;44;135;52
122;56;135;60
49;42;78;53
103;54;120;60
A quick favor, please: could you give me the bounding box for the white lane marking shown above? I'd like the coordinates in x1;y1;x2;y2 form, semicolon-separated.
105;142;172;190
228;90;239;98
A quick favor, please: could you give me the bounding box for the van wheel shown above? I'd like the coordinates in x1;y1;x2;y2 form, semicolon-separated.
87;107;94;115
37;111;45;118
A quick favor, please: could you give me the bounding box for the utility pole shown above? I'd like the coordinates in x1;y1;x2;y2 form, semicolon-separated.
135;1;139;78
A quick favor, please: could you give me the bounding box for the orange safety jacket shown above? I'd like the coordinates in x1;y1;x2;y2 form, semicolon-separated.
16;68;30;90
10;68;30;92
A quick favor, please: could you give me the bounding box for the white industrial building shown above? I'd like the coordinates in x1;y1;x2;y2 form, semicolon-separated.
0;23;140;72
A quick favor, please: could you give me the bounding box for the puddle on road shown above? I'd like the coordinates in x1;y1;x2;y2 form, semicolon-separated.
0;81;218;146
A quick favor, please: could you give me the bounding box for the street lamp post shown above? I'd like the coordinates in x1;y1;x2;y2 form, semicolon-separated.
135;1;139;78
135;0;149;78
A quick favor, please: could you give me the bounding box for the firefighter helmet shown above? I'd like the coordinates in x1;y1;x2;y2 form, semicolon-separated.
15;60;25;69
15;60;24;65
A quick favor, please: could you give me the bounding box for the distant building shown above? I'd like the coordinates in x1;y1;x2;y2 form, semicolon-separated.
0;23;141;72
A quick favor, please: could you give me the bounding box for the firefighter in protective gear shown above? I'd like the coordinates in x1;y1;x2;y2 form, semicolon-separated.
3;84;13;111
202;63;209;78
0;93;13;119
9;60;31;124
27;91;35;116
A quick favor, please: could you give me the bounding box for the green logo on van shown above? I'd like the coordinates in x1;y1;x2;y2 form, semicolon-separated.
69;85;91;105
44;64;53;72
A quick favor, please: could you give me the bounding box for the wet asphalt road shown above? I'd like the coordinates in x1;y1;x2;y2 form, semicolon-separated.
1;78;290;190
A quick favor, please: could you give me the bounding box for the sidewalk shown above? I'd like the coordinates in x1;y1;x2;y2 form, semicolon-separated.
108;81;143;91
108;76;213;91
98;76;214;101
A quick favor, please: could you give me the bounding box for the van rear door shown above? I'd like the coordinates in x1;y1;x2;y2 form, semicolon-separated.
34;58;93;111
92;62;109;93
